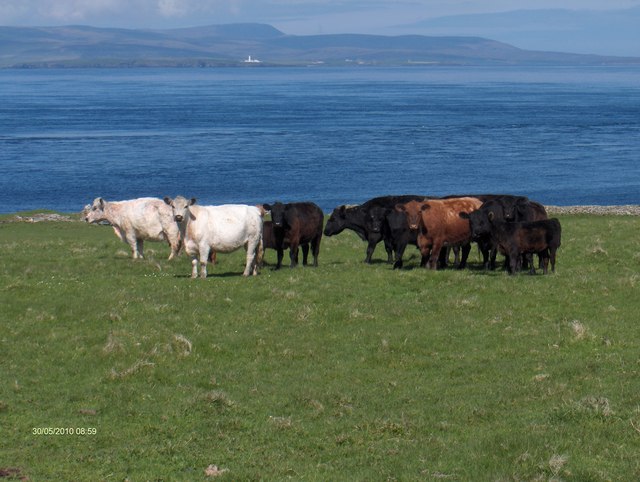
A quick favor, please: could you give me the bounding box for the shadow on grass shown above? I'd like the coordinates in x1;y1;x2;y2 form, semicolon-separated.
173;271;252;279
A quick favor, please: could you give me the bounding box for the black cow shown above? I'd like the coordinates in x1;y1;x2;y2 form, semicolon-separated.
324;195;428;266
260;220;291;266
460;195;548;270
461;209;561;274
485;215;561;274
263;202;323;269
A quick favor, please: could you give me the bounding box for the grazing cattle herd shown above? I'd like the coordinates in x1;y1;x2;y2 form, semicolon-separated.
84;193;562;277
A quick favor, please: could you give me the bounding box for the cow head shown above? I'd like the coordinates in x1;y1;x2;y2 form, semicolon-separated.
263;202;286;228
164;196;196;223
460;209;492;239
324;205;349;236
84;197;107;223
395;200;428;231
499;195;528;222
365;205;387;233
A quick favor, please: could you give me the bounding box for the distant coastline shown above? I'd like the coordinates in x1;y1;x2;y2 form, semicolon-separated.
2;23;640;69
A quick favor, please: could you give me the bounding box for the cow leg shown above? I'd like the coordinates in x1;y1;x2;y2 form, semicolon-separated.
167;227;182;260
136;239;145;259
502;254;511;272
311;236;321;267
392;242;408;270
275;248;284;270
421;244;432;268
167;238;179;260
416;236;431;268
429;243;443;270
437;249;448;269
521;253;530;271
384;238;394;263
480;247;489;270
516;253;525;273
190;257;199;279
540;252;549;275
253;238;264;274
420;252;429;268
479;243;490;270
527;253;536;275
301;244;310;266
289;243;299;268
168;242;179;260
126;233;140;259
490;247;498;270
508;251;519;275
198;248;210;279
364;238;377;264
538;252;544;270
458;243;471;270
549;247;557;273
243;239;259;276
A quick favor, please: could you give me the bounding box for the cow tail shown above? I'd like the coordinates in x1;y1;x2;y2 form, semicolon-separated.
257;234;264;270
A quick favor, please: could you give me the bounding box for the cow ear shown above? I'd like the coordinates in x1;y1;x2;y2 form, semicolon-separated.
98;198;105;209
459;212;470;219
263;203;271;212
189;198;197;206
488;211;495;222
394;204;406;212
421;204;430;211
163;196;172;205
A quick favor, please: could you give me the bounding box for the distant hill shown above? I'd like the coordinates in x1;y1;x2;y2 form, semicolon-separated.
1;23;639;68
398;7;640;57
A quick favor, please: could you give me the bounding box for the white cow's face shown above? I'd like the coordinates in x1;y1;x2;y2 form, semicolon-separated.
84;198;106;223
165;196;195;222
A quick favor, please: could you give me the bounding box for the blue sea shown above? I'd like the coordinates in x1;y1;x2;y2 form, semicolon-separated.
1;66;639;214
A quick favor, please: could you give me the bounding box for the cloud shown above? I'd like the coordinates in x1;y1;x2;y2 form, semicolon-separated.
2;0;640;33
157;0;187;18
39;0;124;21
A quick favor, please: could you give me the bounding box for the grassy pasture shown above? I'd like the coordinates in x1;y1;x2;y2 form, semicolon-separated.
1;213;639;481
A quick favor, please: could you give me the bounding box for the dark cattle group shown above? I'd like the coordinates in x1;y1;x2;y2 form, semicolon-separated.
323;195;428;268
86;193;561;277
323;193;561;275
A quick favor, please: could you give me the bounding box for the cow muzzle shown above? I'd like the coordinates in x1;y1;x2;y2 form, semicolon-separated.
174;215;184;222
409;224;419;231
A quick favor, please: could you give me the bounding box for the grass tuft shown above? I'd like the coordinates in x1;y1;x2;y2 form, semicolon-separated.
204;390;235;409
108;360;155;380
172;334;193;356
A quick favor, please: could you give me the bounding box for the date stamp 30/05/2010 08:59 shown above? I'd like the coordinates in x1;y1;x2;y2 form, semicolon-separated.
32;427;97;436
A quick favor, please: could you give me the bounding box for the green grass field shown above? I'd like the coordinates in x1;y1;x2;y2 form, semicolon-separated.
1;213;639;481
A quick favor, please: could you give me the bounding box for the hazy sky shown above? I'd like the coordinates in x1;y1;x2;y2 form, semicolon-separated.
1;0;638;33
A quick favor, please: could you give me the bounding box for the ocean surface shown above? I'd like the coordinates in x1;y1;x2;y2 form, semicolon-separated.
1;66;639;214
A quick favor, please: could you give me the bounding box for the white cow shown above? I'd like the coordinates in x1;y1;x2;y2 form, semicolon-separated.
164;196;263;279
84;197;181;260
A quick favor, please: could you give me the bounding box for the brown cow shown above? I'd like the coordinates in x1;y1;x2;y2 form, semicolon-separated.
396;197;483;270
